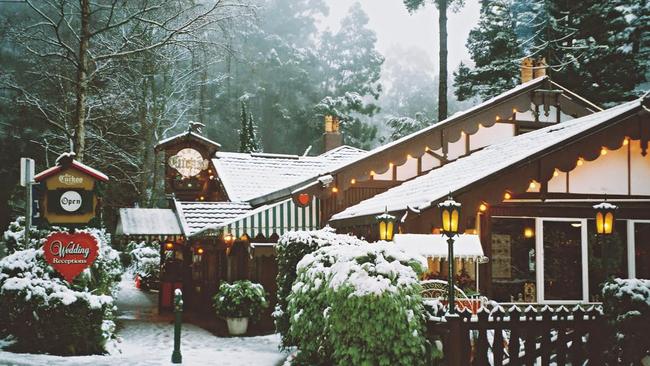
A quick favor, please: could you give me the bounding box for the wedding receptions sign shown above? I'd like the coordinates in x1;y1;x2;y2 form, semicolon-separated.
43;231;99;282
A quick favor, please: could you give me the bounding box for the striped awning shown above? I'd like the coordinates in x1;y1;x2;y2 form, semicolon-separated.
190;197;320;238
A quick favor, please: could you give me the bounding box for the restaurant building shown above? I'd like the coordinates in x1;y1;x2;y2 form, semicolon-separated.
116;63;649;317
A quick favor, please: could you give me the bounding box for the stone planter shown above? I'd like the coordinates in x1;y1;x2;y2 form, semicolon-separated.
226;317;249;335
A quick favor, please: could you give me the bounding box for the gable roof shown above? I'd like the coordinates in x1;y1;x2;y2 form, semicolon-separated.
154;130;221;155
313;76;601;193
330;97;647;222
213;145;366;202
34;158;109;182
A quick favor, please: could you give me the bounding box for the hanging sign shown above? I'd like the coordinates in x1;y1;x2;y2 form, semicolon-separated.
43;232;99;282
168;148;209;177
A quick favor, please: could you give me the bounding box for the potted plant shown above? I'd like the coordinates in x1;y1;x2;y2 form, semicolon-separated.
213;280;268;335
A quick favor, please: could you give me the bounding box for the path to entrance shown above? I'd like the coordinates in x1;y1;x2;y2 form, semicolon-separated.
0;274;287;366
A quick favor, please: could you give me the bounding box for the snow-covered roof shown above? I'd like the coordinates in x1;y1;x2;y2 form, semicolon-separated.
320;76;601;189
174;201;252;236
213;145;366;202
156;131;221;149
115;208;182;236
331;98;644;222
393;234;485;260
34;156;109;182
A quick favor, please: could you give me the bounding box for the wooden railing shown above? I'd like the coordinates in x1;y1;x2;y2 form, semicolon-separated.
426;304;606;366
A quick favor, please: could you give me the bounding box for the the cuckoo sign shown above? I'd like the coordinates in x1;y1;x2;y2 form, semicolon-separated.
34;154;108;225
43;231;99;282
168;148;210;177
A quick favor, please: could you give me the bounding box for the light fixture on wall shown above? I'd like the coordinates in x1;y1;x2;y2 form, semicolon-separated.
594;201;617;235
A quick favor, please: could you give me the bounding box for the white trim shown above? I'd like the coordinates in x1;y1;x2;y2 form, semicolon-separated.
628;221;635;279
505;198;650;203
535;218;543;303
537;217;589;303
628;220;650;279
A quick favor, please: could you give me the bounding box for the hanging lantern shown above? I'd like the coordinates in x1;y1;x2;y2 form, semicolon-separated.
438;197;461;236
196;247;204;255
594;202;617;235
376;208;396;241
164;241;174;251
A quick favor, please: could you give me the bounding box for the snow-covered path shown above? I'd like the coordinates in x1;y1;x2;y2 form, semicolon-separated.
0;275;287;365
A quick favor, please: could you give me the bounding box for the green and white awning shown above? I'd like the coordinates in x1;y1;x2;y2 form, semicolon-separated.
190;197;320;238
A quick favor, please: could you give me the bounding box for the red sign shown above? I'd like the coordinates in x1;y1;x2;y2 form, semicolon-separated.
43;232;99;282
297;193;311;206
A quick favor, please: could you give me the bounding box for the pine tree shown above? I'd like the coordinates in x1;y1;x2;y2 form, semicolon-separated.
403;0;465;121
512;0;645;105
238;102;250;153
247;113;261;153
453;0;521;101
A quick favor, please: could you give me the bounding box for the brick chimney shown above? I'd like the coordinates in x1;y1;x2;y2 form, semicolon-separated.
521;57;534;83
521;57;548;83
323;115;342;152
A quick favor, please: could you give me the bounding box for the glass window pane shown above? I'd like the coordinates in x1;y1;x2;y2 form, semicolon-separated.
543;221;582;301
490;218;536;302
587;220;628;301
635;223;650;279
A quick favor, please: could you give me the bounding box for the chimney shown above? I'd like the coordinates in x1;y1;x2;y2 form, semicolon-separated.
323;115;342;152
533;57;547;79
521;57;533;83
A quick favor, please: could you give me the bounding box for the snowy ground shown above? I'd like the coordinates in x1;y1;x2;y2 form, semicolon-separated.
0;275;288;365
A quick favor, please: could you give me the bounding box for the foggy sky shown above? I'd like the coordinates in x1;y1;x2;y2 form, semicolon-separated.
320;0;481;78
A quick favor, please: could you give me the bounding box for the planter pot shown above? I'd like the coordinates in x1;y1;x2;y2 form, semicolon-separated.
226;317;249;336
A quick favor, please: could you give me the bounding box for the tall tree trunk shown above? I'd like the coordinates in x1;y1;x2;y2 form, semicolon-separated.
74;0;91;161
438;0;448;121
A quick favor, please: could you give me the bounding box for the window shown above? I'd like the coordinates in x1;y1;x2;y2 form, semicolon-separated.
587;220;627;301
542;220;583;301
490;218;536;302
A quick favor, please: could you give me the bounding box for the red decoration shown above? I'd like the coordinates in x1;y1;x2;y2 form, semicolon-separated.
43;232;99;283
297;193;311;206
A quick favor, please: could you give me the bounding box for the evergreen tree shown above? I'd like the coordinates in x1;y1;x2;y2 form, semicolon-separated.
512;0;645;105
453;0;521;101
238;102;250;153
403;0;465;121
247;113;261;153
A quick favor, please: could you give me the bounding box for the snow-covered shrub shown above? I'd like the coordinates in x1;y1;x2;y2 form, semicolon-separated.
0;224;122;355
287;243;428;366
602;278;650;364
213;280;268;320
128;241;160;290
1;216;52;254
274;227;365;346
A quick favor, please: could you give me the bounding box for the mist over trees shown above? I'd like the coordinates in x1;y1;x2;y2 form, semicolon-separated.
0;0;647;231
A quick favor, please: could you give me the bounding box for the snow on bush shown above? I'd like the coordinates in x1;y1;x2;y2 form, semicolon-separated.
286;243;428;366
213;280;268;320
128;240;160;290
274;227;366;347
0;222;122;355
602;278;650;364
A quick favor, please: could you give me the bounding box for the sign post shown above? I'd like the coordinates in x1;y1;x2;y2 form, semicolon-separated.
20;158;35;248
172;289;183;363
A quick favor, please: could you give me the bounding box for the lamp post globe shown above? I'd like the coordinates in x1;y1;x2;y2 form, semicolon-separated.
437;197;461;314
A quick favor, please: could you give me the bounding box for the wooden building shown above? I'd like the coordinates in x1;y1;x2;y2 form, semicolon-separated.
116;71;649;320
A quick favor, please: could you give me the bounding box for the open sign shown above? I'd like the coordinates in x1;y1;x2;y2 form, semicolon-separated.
60;191;83;212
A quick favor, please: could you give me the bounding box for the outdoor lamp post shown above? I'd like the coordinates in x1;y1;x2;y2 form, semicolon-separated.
376;208;396;241
438;197;461;314
594;201;617;276
223;232;235;255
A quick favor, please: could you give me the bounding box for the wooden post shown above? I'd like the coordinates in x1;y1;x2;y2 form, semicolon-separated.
445;314;462;366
